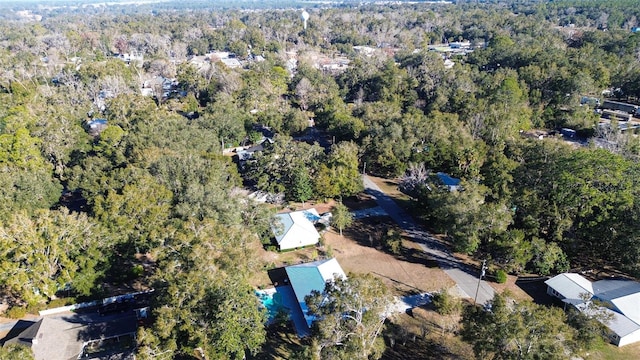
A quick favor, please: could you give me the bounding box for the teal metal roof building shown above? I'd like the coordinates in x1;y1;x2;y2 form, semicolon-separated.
285;258;346;335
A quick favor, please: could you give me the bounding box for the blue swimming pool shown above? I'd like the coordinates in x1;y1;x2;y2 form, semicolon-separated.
256;289;284;322
255;286;308;336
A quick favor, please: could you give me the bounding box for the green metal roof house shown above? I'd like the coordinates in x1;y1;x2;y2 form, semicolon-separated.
285;258;346;336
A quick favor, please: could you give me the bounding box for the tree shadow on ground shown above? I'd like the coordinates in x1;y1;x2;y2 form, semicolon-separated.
342;216;398;249
343;193;378;210
342;216;462;273
382;319;464;360
398;246;441;269
248;320;308;360
342;216;474;291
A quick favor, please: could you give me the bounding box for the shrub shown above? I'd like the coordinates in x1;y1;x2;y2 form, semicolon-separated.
324;245;334;258
261;235;274;246
131;264;145;278
432;289;462;316
48;297;74;308
495;269;508;284
6;306;27;319
382;228;403;255
273;307;291;324
26;302;46;313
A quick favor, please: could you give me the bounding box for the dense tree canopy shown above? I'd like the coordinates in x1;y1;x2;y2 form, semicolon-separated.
461;294;577;359
0;208;108;305
306;274;393;360
1;0;640;358
137;220;266;360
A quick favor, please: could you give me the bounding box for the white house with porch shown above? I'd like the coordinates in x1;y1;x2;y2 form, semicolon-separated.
546;273;640;346
271;209;321;251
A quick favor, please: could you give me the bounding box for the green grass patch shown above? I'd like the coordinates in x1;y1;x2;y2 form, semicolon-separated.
586;339;640;360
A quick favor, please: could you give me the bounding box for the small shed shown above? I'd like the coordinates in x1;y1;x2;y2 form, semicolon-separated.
436;172;461;192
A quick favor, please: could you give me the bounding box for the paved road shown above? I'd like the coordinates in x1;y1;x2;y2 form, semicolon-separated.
363;175;495;305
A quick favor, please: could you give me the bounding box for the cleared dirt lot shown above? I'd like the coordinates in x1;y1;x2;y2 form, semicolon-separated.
323;217;454;296
253;214;454;296
255;225;526;301
365;176;531;301
255;184;530;300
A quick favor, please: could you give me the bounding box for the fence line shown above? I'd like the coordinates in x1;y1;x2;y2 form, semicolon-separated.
39;289;154;316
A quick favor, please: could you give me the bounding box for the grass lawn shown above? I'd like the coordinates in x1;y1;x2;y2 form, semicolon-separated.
586;340;640;360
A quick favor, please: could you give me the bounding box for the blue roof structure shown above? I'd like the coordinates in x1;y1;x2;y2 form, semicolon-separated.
285;258;346;336
436;172;461;187
88;118;107;125
85;118;108;136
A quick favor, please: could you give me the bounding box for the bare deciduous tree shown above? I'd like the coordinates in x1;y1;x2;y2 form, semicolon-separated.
399;162;430;194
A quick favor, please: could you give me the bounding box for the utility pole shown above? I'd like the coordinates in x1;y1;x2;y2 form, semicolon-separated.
474;259;487;305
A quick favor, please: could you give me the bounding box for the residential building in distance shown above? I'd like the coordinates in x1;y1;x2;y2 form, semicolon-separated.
436;172;461;192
